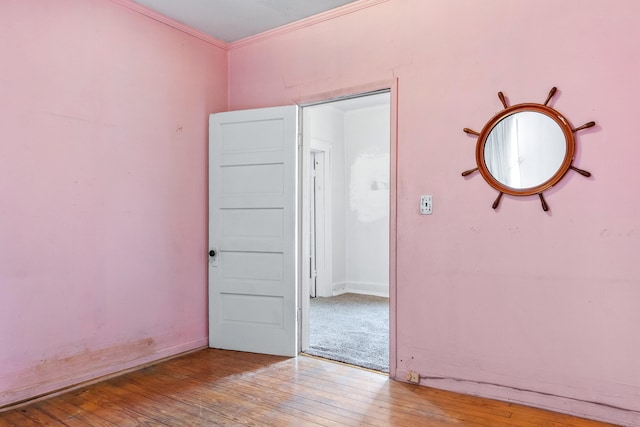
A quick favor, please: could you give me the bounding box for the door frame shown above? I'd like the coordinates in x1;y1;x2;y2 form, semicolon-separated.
296;79;398;379
309;147;331;299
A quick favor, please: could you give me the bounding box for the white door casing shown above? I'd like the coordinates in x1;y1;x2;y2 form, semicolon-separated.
208;105;298;357
309;150;328;299
309;151;317;298
310;148;331;297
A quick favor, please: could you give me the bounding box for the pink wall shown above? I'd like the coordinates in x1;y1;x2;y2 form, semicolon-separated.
228;0;640;424
0;0;227;406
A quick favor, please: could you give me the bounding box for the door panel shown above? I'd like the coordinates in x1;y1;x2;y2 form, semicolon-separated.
209;105;298;357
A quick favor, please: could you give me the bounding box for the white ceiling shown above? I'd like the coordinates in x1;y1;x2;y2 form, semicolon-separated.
129;0;386;111
130;0;360;43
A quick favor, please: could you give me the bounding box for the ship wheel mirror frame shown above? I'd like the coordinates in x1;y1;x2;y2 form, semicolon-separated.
461;87;596;211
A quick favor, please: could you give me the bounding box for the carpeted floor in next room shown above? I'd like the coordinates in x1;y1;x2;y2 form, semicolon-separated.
305;292;389;372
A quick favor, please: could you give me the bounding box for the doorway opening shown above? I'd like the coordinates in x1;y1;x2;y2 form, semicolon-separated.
300;91;390;372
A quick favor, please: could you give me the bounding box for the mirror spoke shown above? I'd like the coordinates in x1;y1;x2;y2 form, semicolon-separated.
544;87;557;106
572;121;596;133
461;167;479;176
570;165;592;177
539;193;549;211
498;91;508;109
492;192;504;209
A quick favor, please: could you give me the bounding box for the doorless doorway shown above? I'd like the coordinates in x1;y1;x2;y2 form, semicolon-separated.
300;91;391;371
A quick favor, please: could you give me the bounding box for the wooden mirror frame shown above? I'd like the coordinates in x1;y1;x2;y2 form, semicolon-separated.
462;87;595;211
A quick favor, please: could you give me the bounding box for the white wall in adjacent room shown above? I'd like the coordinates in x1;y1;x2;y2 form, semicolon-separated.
307;94;390;297
344;101;390;296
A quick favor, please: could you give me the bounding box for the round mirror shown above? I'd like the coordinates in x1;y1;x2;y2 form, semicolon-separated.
484;111;566;189
476;104;575;196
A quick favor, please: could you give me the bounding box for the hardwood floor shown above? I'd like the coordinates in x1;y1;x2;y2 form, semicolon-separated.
0;349;618;426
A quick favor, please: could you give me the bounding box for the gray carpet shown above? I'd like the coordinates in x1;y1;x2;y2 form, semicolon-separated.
306;293;389;372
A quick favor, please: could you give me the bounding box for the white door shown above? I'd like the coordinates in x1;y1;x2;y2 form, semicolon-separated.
208;105;298;357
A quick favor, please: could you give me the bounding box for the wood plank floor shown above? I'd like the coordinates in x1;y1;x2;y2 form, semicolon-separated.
0;349;618;426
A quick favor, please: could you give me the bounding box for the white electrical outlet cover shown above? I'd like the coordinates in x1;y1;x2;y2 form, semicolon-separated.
420;195;432;215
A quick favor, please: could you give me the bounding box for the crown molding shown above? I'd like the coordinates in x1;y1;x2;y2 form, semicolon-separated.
229;0;390;49
108;0;229;50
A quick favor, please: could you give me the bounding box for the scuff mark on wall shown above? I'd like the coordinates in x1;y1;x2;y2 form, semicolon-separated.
349;151;390;223
1;338;156;406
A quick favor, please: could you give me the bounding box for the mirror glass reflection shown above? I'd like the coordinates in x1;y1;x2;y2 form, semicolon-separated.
484;111;566;189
